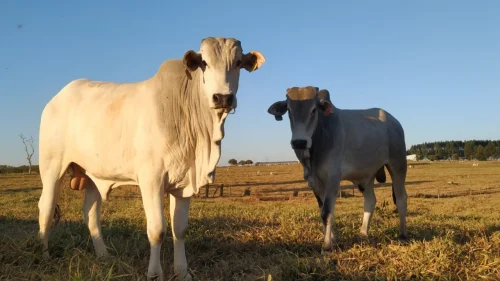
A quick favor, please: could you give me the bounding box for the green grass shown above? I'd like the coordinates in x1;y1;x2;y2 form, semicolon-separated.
1;162;499;280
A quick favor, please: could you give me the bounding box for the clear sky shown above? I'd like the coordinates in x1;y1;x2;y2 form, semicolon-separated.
1;0;499;166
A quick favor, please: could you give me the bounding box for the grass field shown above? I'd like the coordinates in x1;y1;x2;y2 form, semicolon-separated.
1;161;499;281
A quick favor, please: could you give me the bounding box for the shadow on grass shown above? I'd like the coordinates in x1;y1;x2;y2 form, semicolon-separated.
0;187;41;194
1;211;497;280
224;180;305;188
255;180;435;194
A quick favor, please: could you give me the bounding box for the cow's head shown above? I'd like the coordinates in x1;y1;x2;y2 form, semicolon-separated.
182;37;265;112
267;86;334;150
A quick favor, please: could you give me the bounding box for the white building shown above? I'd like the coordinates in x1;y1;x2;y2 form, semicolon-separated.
406;154;417;161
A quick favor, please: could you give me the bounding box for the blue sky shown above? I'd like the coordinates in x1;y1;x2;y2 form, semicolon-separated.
1;0;499;166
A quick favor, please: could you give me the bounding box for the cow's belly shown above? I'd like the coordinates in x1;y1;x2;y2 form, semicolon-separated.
341;157;387;182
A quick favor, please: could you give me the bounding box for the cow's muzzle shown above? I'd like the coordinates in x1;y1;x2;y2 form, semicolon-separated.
291;139;307;150
213;93;235;109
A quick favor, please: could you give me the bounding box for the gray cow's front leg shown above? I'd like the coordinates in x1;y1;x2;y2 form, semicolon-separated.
320;175;341;251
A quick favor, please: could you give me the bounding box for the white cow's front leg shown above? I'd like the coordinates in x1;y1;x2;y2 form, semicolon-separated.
82;181;108;257
169;194;192;281
140;175;167;281
360;180;376;236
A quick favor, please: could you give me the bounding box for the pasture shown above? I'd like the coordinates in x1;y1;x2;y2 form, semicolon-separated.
1;162;499;280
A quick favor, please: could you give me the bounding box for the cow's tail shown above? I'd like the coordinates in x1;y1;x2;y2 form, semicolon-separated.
376;166;396;205
391;184;396;205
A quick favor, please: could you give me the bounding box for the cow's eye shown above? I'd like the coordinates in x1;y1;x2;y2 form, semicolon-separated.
236;60;241;67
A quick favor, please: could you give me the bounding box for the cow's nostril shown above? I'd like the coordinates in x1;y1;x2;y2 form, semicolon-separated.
213;94;220;103
226;94;234;106
291;139;307;149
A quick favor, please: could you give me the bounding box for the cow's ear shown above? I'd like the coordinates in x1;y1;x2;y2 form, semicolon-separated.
267;100;287;121
318;89;333;116
241;51;266;72
182;50;202;72
318;89;330;101
319;99;334;116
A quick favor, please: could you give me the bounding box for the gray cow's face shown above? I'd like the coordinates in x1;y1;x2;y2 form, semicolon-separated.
182;37;265;113
267;87;333;150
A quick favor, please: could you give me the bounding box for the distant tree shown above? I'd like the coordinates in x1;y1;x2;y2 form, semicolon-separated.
228;159;238;166
449;141;457;158
19;134;35;174
484;141;495;159
464;141;474;160
437;146;445;159
476;145;486;161
238;160;247;166
245;160;253;165
445;141;456;159
433;143;440;156
452;153;459;161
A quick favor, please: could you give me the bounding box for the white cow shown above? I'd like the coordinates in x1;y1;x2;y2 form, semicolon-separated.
37;37;265;280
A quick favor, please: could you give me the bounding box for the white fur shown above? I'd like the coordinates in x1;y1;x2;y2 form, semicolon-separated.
37;37;264;281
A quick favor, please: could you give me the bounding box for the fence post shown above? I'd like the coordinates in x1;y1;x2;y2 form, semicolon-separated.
220;184;224;197
205;184;209;198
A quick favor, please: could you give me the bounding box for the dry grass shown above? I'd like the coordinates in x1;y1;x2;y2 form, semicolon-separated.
1;161;499;281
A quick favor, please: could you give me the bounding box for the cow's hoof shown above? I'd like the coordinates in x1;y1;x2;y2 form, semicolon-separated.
398;233;409;242
94;246;109;258
146;271;164;281
173;272;192;281
147;274;164;281
359;230;369;237
179;273;192;281
322;241;334;252
42;251;50;260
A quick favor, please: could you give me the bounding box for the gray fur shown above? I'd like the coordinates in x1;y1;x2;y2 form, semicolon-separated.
268;86;408;249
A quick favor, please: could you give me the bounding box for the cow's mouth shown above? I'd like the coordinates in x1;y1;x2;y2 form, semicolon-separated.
214;107;233;113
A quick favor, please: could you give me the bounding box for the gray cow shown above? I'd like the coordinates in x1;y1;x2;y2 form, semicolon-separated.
267;86;408;250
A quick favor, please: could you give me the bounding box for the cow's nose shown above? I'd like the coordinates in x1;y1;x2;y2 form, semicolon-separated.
291;139;307;150
213;94;234;108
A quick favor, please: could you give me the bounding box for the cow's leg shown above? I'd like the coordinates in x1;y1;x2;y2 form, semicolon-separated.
140;175;166;281
314;192;323;209
321;176;340;251
359;178;376;236
38;163;65;259
385;163;408;240
169;194;192;281
82;179;108;257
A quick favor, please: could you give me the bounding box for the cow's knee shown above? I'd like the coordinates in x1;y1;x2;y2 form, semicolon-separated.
320;197;331;226
147;222;166;245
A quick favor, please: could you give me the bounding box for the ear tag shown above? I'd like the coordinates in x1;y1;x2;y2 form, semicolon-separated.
323;101;333;116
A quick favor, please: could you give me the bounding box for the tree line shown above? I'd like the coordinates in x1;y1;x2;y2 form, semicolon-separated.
0;165;39;174
228;159;253;166
406;140;500;161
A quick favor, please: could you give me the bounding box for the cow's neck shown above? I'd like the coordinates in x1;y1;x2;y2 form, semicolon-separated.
154;64;227;190
193;73;229;185
307;111;338;172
